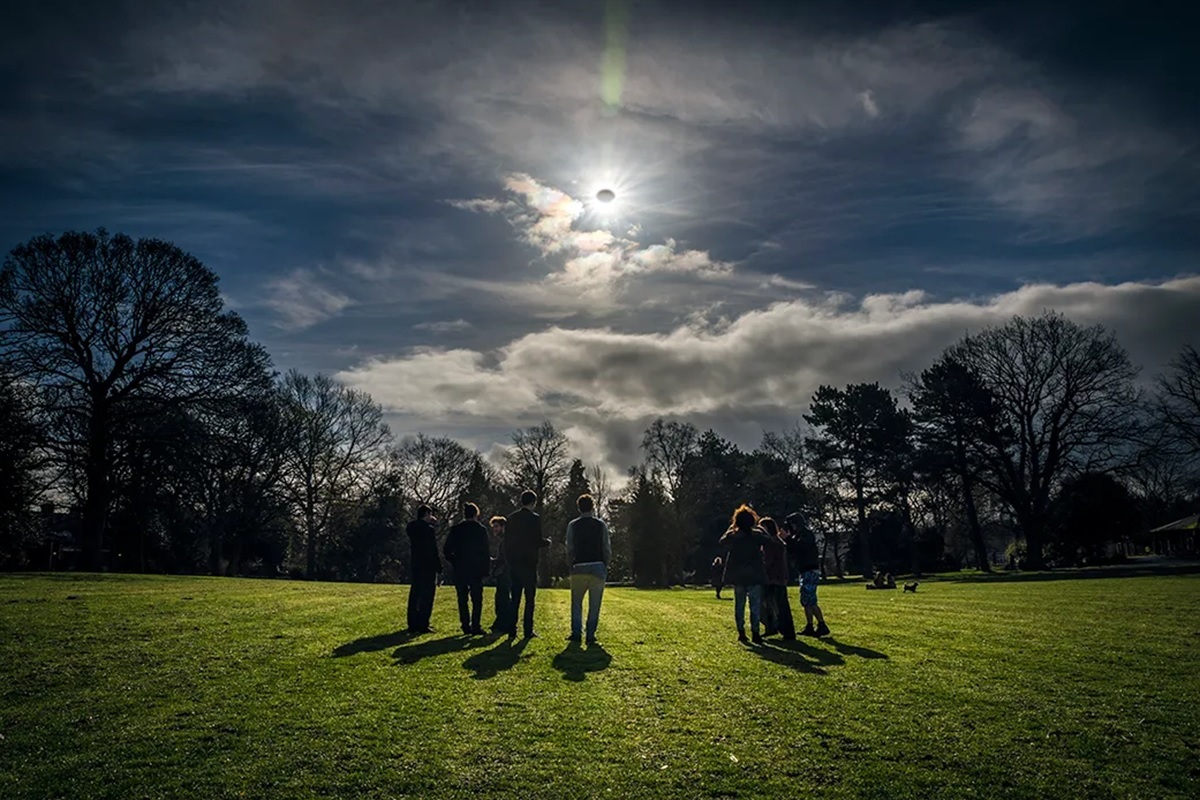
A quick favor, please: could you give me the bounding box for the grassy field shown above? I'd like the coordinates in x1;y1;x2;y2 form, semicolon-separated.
1;571;1198;799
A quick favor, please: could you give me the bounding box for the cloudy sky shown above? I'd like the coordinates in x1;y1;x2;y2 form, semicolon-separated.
3;0;1197;472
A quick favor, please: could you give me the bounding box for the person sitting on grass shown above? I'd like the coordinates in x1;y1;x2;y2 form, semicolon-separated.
760;517;796;640
719;504;770;644
785;512;829;638
442;502;490;635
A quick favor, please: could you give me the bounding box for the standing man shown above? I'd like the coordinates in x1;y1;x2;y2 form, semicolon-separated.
488;515;510;633
443;502;490;635
406;505;441;633
785;512;830;637
503;490;549;639
565;493;610;645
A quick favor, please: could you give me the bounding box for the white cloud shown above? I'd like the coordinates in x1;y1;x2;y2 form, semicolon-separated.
264;268;352;331
413;318;474;334
859;90;880;118
446;175;735;313
338;275;1200;473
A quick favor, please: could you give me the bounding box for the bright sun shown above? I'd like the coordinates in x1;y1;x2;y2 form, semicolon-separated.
586;178;626;219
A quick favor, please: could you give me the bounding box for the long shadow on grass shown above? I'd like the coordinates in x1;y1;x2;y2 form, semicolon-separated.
390;634;496;666
750;638;842;674
462;637;530;679
827;638;888;660
551;642;612;682
333;629;418;657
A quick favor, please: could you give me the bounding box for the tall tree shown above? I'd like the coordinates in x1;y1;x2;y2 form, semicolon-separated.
0;230;270;569
641;419;701;583
586;463;612;520
505;421;571;585
907;355;1006;572
1157;343;1200;457
389;433;482;518
627;468;671;586
805;383;910;578
948;313;1140;569
640;418;700;501
280;371;390;578
1050;472;1138;566
555;459;592;575
0;365;44;568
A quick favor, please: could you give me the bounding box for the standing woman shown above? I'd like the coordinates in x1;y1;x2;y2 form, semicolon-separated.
760;517;796;640
719;504;769;644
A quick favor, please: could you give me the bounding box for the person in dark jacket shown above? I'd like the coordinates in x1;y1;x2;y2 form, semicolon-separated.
406;505;441;633
760;517;796;640
443;502;491;635
502;490;549;638
488;515;509;633
785;512;829;637
565;493;611;645
719;504;770;644
711;556;725;599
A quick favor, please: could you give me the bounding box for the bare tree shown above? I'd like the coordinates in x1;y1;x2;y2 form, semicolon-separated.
389;433;482;518
949;312;1140;569
279;371;390;578
640;418;700;502
505;421;571;506
506;421;571;585
1157;344;1200;457
0;230;270;569
759;421;811;485
586;463;612;519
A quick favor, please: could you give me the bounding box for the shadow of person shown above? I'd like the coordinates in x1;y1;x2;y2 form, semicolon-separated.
390;634;491;666
333;629;416;658
551;642;613;682
769;637;845;667
462;637;531;680
828;638;888;659
750;638;840;674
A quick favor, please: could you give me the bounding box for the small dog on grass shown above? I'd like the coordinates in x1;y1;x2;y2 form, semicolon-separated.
903;581;919;593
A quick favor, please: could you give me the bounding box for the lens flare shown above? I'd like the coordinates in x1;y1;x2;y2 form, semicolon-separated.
596;189;616;203
601;0;630;110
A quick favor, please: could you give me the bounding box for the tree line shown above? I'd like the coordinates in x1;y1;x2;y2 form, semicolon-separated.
2;230;1197;582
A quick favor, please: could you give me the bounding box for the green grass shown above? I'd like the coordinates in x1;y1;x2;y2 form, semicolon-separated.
1;571;1198;799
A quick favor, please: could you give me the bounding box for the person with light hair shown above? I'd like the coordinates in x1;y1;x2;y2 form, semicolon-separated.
719;504;770;644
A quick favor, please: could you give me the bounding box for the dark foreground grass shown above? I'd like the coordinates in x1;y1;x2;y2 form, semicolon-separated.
2;572;1198;799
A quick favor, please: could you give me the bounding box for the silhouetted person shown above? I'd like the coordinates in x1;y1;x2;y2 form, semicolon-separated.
406;505;441;633
488;515;510;632
760;517;796;640
711;556;725;598
565;493;610;645
503;490;549;638
443;502;490;635
785;512;829;637
720;504;770;644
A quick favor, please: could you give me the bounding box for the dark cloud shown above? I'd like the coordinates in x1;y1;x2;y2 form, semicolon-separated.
2;0;1197;468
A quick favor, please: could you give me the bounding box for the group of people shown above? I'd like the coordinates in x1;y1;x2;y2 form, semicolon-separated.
404;490;610;645
405;491;827;649
713;504;829;644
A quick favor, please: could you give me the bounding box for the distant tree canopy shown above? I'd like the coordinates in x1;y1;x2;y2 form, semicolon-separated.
1;231;1195;580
